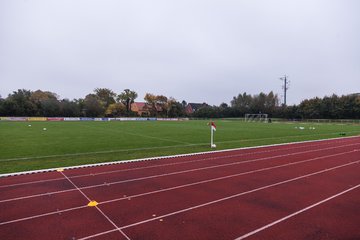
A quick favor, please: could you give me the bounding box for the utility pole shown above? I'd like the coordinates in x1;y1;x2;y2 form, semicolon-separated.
280;75;289;106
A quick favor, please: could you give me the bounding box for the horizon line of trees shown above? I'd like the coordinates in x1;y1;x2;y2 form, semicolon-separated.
192;92;359;119
0;88;359;119
0;88;185;118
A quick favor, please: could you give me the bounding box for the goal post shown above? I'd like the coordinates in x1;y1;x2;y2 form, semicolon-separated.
244;113;268;122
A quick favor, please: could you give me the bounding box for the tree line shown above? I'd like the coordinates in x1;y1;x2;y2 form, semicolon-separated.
0;88;359;119
0;88;186;117
193;92;359;119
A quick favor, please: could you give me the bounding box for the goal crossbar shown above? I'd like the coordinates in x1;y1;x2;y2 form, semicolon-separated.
244;114;268;122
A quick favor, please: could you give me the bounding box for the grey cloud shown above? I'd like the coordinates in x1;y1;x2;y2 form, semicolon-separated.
1;0;359;104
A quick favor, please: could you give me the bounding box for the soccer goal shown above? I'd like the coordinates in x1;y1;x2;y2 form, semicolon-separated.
244;113;268;122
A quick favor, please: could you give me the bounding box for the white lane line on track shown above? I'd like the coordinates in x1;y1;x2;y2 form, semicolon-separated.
99;150;357;205
234;183;360;240
0;137;345;189
215;131;360;145
50;139;360;179
0;143;306;189
0;205;87;226
1;151;358;227
1;143;359;204
77;160;360;240
59;172;131;240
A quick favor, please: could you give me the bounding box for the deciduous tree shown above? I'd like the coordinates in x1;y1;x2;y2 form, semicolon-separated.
117;89;138;115
83;94;105;117
94;88;116;108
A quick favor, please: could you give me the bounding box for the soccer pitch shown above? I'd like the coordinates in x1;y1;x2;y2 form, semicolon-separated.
0;120;359;174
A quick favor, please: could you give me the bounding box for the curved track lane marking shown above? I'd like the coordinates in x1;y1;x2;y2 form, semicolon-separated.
99;150;358;205
234;183;360;240
0;137;349;188
1;151;358;226
77;160;360;240
1;143;359;204
1;143;358;204
2;135;359;186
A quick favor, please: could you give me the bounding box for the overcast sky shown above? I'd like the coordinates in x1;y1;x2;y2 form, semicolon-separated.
1;0;359;105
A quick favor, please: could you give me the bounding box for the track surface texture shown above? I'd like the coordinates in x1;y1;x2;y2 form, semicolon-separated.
1;136;360;240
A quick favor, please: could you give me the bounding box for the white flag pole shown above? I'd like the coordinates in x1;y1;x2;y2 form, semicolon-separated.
210;125;213;148
210;122;216;148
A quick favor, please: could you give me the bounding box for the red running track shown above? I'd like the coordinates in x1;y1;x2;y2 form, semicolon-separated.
0;136;359;240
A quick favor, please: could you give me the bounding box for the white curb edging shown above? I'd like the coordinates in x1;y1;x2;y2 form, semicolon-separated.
0;135;359;178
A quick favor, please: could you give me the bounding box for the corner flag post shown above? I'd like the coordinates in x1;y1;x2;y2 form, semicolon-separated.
209;121;216;148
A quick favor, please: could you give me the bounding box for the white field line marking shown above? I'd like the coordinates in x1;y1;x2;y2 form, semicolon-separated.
88;123;360;146
0;144;196;162
81;122;192;145
114;129;192;145
0;137;348;189
2;135;359;179
59;172;131;240
1;143;359;204
0;143;308;189
234;183;360;240
0;140;343;188
1;151;358;226
77;160;360;240
1;131;358;163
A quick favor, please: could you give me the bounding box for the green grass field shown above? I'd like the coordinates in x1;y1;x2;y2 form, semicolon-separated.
0;120;359;174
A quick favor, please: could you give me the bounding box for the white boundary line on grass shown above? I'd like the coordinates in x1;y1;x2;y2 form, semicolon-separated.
0;138;353;189
0;144;198;162
77;160;360;240
0;145;358;204
1;131;359;163
0;135;359;178
81;123;192;145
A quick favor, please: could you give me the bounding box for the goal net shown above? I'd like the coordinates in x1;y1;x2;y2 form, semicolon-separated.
244;113;268;122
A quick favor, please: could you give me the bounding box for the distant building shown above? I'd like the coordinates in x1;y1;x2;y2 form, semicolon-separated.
131;102;163;116
185;103;208;114
131;102;149;116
